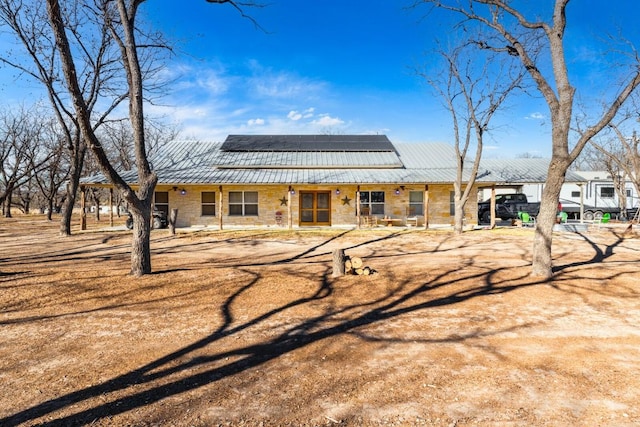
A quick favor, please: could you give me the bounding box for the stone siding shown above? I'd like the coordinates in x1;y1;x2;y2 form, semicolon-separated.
155;184;479;228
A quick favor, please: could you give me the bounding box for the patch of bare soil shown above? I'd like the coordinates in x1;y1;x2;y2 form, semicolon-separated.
1;216;639;426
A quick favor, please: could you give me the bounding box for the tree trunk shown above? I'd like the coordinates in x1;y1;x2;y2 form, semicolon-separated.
94;196;100;221
532;157;569;278
4;191;13;218
46;197;54;221
59;194;74;236
59;145;85;236
332;249;346;277
453;189;466;234
130;208;152;276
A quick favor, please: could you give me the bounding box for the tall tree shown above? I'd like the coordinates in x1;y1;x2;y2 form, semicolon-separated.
44;0;161;275
415;0;640;277
43;0;257;275
422;40;525;233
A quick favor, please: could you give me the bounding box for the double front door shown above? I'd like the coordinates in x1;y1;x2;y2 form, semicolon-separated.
299;191;331;226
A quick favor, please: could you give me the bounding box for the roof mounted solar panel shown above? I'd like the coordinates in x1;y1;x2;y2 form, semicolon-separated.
221;134;395;152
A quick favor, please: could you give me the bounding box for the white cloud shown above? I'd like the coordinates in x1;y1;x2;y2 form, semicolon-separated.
245;61;327;100
252;74;325;99
311;114;344;127
195;71;229;96
288;107;316;121
303;107;315;118
154;60;356;141
167;64;231;97
248;118;265;126
287;110;303;121
526;112;545;120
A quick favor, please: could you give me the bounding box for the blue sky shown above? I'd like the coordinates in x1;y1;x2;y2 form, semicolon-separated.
143;0;554;158
1;1;638;159
143;1;453;147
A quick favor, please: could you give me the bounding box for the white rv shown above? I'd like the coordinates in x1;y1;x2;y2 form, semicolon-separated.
558;171;638;220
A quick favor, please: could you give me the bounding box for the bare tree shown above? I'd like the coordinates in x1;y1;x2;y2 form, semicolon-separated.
31;122;71;220
422;40;525;233
0;0;131;235
98;119;180;172
41;0;164;275
576;139;628;212
44;0;257;275
0;106;51;217
590;122;640;218
415;0;640;277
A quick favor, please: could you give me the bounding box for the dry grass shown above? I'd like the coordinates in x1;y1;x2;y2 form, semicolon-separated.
1;215;639;426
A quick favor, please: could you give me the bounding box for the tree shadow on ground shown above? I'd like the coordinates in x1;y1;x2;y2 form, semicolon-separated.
0;228;630;426
552;230;626;273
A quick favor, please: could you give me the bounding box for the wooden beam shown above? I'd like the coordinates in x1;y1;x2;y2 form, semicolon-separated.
490;186;496;229
109;188;114;227
424;185;429;230
356;185;361;230
219;185;223;230
80;186;86;231
287;186;293;229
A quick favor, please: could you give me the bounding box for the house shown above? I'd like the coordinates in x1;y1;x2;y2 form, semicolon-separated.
82;134;571;229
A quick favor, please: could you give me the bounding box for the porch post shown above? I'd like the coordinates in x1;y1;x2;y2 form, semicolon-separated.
80;186;87;231
356;185;361;230
424;185;429;230
109;188;114;227
579;183;584;224
287;185;293;230
218;185;223;230
490;186;496;229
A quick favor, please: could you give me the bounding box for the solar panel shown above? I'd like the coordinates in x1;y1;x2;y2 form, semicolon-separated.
221;135;395;152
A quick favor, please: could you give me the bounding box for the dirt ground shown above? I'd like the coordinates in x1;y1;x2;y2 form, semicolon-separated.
1;216;639;427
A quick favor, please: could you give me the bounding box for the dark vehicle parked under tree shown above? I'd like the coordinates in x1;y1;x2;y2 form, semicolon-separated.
125;210;168;230
478;193;541;224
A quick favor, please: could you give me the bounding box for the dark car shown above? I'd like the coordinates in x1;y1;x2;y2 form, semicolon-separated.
478;193;540;223
125;210;168;230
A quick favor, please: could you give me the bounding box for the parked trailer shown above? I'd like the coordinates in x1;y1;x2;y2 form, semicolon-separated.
559;199;623;221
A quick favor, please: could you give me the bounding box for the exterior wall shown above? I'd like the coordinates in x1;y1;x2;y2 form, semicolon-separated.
155;183;479;228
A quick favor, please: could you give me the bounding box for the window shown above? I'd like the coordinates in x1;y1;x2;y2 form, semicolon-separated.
600;187;615;199
359;191;385;215
229;191;258;216
449;191;455;216
202;191;216;216
154;191;169;215
409;191;424;215
571;191;580;198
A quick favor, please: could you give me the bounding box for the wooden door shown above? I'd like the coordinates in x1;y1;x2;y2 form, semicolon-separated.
299;191;331;226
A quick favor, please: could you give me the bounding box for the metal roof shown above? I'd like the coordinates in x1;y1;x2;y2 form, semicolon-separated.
480;158;585;184
221;134;395;151
81;136;582;186
394;142;456;168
